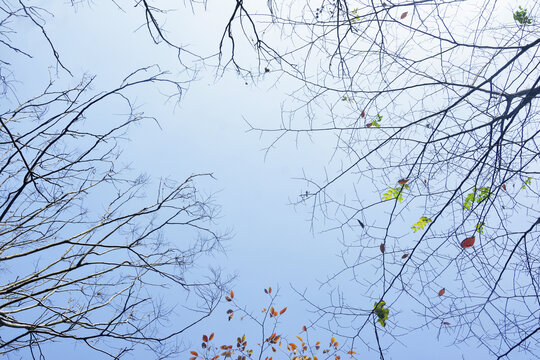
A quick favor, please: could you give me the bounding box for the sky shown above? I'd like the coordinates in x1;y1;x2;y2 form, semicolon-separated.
2;0;537;359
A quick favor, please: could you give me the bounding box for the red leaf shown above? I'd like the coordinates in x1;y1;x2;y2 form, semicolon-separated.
443;321;451;325
302;325;307;331
401;253;409;259
203;335;208;342
366;123;373;128
398;178;409;185
209;332;214;341
461;236;475;248
401;11;408;19
502;184;506;191
380;243;385;253
438;288;445;296
279;307;287;315
361;110;366;118
225;296;232;302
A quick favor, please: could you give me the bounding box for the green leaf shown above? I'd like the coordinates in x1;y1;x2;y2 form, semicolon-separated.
382;184;408;203
463;187;491;210
374;301;389;327
521;176;532;189
475;222;485;234
411;216;433;233
514;6;532;25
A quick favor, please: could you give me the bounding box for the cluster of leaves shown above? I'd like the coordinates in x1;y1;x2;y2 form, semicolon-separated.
475;222;485;234
521;176;532;189
514;6;532;25
350;8;360;23
373;301;389;327
191;288;359;360
411;216;432;233
463;187;491;210
382;183;409;203
365;113;382;127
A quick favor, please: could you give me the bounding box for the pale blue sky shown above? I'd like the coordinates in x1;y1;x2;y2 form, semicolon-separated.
4;0;535;359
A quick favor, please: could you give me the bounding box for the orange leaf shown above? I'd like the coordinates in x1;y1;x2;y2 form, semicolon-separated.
330;336;336;344
461;236;475;248
209;332;214;341
280;307;287;315
347;350;356;354
438;288;445;296
302;325;307;331
398;178;409;185
380;243;385;253
269;287;272;293
203;335;208;342
296;336;303;342
401;253;409;259
190;351;199;356
401;11;408;19
230;290;235;299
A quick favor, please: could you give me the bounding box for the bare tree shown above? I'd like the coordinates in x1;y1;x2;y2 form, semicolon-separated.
138;0;540;357
0;2;228;359
241;1;540;358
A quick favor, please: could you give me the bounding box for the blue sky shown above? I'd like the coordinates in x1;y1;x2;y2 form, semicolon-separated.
3;0;538;359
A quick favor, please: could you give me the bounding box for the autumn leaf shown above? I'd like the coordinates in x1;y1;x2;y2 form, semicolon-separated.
502;184;507;191
443;321;451;325
347;350;356;354
366;123;373;128
190;351;198;356
361;110;366;118
203;335;208;342
225;296;232;302
438;288;445;296
401;11;408;19
357;219;365;228
401;253;409;259
380;243;385;253
398;178;409;185
209;333;214;341
461;236;475;248
230;290;235;299
302;325;307;331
